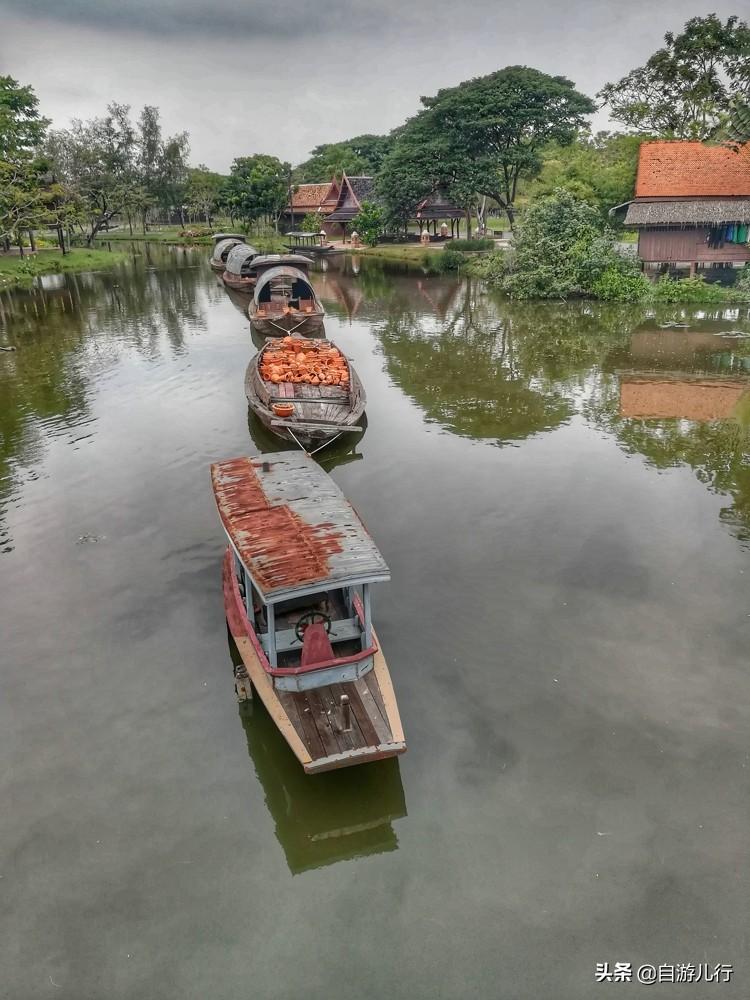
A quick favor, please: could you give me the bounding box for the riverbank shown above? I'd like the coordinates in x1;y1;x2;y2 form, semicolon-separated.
93;226;285;252
0;248;127;290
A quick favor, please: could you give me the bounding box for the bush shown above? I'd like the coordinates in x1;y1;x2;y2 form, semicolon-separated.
466;251;508;281
591;266;651;302
651;275;727;303
353;201;384;247
503;190;618;299
300;213;321;233
450;237;495;251
423;248;465;273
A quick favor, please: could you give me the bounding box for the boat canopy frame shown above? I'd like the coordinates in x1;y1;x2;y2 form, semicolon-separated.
211;237;244;264
253;265;318;306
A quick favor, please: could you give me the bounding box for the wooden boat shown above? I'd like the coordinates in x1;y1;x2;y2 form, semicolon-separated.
284;231;336;256
221;251;313;294
245;336;366;451
211;452;406;774
248;265;325;336
220;243;261;290
210;236;245;272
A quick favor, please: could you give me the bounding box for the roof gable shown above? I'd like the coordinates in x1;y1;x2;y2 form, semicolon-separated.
635;141;750;198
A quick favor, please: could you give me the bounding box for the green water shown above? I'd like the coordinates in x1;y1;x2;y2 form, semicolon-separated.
2;245;749;998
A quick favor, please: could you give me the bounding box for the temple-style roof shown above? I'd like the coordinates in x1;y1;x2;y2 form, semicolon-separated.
211;452;390;603
635;141;750;198
288;178;341;216
415;190;464;220
326;174;376;222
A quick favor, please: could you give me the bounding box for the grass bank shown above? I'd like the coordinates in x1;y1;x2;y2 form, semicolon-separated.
0;248;127;290
93;225;285;253
347;244;438;264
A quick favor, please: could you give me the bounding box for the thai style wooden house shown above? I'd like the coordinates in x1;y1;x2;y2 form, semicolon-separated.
323;174;376;238
414;189;466;238
621;141;750;274
283;179;341;228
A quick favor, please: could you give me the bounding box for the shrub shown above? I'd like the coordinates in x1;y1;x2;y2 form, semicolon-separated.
591;266;650;302
651;275;727;303
300;213;321;233
353;201;384;247
450;237;495;251
466;251;508;281
422;248;464;273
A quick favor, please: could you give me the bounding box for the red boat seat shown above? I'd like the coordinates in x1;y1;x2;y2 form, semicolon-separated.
301;623;335;666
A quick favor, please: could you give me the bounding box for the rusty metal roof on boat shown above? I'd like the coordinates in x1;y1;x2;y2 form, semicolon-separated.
210;452;389;602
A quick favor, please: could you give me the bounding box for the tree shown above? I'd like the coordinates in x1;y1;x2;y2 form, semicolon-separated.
45;103;189;243
523;132;643;222
599;14;750;139
185;165;224;224
378;66;594;228
300;212;322;233
0;76;50;251
503;188;647;300
352;201;383;246
228;154;290;229
295;133;393;182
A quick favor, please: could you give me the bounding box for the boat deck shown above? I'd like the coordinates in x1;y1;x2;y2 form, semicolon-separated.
277;669;396;763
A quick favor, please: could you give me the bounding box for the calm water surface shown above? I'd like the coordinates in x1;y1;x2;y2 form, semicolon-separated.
2;245;749;999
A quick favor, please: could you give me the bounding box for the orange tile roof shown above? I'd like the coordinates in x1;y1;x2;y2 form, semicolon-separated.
635;141;750;198
291;183;332;210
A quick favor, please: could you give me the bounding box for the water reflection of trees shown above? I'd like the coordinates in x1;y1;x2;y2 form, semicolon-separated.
374;281;639;443
0;246;210;549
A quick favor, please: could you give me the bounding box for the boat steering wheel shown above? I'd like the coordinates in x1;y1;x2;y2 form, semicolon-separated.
294;610;333;642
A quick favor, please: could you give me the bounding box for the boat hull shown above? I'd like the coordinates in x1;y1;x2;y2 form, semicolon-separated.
248;310;325;338
244;341;366;451
222;549;405;773
222;272;256;292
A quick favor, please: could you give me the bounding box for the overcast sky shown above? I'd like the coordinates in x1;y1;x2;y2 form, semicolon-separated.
0;0;742;171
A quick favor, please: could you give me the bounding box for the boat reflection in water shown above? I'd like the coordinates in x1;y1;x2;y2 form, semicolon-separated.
230;638;407;874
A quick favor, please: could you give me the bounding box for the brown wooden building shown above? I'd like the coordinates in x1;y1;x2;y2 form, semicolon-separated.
621;141;750;273
323;174;376;238
283;179;340;228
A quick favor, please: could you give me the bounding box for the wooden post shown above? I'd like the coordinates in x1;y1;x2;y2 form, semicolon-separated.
266;603;277;668
362;584;372;649
340;694;352;732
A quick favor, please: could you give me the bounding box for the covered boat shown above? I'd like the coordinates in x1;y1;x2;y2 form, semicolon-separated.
212;232;246;244
211;452;406;773
210;236;245;271
248;265;325;336
221;244;262;291
245;336;366;451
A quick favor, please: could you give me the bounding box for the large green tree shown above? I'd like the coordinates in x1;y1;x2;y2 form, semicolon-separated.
295;133;393;183
599;14;750;139
185;165;225;224
523;132;643;222
378;66;595;229
227;154;290;228
0;76;50;249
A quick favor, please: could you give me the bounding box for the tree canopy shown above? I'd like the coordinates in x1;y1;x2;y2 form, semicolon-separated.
295;133;392;183
225;154;290;227
599;14;750;139
378;66;595;228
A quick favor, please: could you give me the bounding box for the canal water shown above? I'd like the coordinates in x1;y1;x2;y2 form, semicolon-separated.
2;245;749;999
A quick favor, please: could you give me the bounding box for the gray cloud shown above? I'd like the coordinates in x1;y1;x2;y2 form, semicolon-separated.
0;0;743;170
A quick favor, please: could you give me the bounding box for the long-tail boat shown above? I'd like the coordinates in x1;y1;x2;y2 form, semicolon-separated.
244;337;365;452
248;265;325;336
211;452;406;773
221;244;261;290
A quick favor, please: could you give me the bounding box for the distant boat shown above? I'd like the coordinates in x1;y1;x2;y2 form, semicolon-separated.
284;231;336;256
248;265;325;336
210;236;245;272
211;232;246;245
211;452;406;774
245;336;366;451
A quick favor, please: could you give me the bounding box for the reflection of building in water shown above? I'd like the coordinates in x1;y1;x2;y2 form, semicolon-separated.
629;328;750;371
619;373;750;420
237;697;407;875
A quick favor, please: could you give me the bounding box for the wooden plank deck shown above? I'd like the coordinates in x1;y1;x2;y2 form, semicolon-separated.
276;671;395;761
